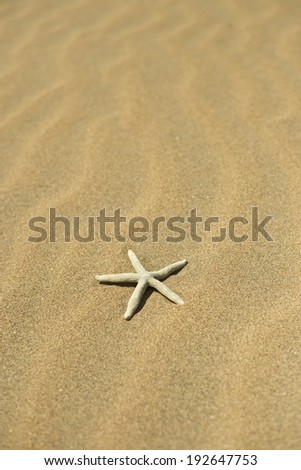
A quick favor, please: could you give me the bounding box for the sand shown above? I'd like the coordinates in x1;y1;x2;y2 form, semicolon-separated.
1;0;301;450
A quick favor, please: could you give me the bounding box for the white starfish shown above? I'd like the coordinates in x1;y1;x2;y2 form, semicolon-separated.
95;250;187;320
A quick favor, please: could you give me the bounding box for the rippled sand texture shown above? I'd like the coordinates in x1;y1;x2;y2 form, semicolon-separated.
1;0;301;449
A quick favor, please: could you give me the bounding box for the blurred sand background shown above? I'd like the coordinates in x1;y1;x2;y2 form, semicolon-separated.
1;0;301;449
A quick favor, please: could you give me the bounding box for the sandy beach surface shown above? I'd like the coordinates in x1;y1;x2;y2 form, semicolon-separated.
1;0;301;449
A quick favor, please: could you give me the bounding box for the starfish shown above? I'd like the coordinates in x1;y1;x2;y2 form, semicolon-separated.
95;250;187;320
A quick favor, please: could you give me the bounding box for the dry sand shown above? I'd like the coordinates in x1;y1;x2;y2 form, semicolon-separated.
1;0;301;450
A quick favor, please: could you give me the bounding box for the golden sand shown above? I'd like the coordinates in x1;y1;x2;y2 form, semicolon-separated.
1;0;301;449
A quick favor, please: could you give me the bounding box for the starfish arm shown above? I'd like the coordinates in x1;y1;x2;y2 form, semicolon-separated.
152;259;187;280
149;277;184;305
95;273;140;283
124;278;148;320
128;250;147;274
